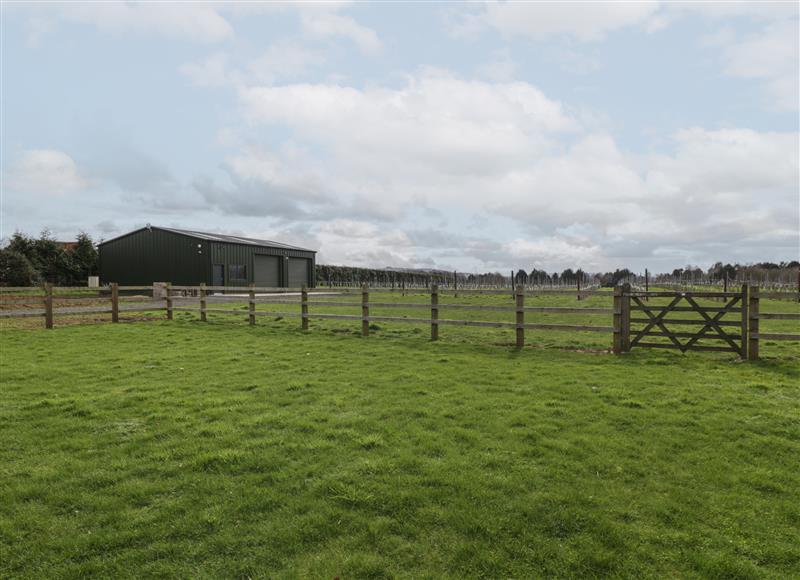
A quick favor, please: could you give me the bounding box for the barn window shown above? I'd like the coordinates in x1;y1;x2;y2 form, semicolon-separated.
229;264;247;279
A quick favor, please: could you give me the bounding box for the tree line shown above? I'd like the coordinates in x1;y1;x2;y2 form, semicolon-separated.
0;231;98;286
2;230;797;288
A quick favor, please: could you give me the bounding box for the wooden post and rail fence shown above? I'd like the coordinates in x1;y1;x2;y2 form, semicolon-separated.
2;283;799;360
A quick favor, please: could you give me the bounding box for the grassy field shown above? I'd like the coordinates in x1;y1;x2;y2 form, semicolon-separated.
2;297;799;578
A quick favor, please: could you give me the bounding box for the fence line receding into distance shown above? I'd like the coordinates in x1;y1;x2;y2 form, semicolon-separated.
1;283;798;360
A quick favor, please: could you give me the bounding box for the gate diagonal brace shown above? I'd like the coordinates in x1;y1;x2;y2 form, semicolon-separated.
631;296;683;350
683;296;742;354
630;295;683;348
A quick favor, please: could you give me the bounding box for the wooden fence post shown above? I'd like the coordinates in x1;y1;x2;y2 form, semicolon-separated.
576;276;581;301
199;283;207;322
740;283;749;360
515;285;524;348
249;283;256;326
44;283;53;329
361;283;369;337
431;284;439;341
301;285;309;330
748;285;759;361
165;282;173;320
645;268;649;300
612;285;622;354
111;283;119;323
622;282;631;352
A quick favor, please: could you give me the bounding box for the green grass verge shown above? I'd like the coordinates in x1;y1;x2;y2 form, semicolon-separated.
1;317;799;578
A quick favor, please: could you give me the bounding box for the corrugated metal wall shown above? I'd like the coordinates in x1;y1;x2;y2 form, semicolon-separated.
99;229;209;285
208;241;316;287
100;228;316;287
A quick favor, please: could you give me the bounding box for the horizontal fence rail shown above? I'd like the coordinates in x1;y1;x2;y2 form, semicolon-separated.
2;283;797;359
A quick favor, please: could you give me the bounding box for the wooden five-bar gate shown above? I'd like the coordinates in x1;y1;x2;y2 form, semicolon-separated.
614;283;749;357
613;283;800;359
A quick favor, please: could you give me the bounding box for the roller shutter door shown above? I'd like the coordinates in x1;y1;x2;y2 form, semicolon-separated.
288;258;310;288
254;255;281;287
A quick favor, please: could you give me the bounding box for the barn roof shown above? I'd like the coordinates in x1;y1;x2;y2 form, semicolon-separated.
100;226;316;252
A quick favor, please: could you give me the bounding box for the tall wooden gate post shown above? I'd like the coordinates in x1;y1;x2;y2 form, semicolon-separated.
249;283;256;326
165;282;173;320
740;284;749;360
622;283;632;352
199;283;207;322
361;284;369;337
44;283;54;329
111;283;119;323
612;285;622;354
301;285;309;330
515;285;525;348
431;284;439;341
748;285;759;361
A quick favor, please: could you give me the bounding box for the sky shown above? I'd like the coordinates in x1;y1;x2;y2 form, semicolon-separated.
1;1;799;274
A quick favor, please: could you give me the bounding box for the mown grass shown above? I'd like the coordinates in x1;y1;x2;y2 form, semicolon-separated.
1;302;799;578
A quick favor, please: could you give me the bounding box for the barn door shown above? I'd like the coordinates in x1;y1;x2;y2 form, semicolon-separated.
288;258;310;288
254;255;281;288
212;264;224;286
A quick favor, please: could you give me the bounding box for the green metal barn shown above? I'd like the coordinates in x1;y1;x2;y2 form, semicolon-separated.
98;226;316;287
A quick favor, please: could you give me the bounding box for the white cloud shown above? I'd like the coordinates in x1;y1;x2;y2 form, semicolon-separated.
315;220;415;266
649;128;799;195
7;150;89;194
505;236;603;268
224;146;327;203
476;49;517;82
16;1;381;50
451;1;660;42
232;68;797;270
180;52;234;88
247;40;327;84
719;20;799;111
63;2;234;43
239;70;578;185
300;9;382;54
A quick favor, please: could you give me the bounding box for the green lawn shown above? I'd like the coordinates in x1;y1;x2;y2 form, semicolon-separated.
1;312;799;578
